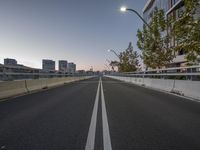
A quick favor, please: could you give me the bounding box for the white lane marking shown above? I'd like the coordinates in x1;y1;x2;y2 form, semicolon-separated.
85;78;100;150
100;78;112;150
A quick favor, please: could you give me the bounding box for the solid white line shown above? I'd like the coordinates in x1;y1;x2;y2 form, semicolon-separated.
85;78;100;150
100;78;112;150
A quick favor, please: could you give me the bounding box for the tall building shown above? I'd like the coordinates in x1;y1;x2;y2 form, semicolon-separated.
42;59;55;71
59;60;68;72
143;0;169;24
166;0;200;67
4;58;17;66
167;0;186;67
67;62;76;73
143;0;200;67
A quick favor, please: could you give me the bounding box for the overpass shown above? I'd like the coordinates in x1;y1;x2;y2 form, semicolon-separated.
0;73;200;149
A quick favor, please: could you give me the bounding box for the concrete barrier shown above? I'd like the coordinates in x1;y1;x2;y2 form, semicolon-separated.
145;78;174;92
46;78;61;87
105;75;200;100
0;76;94;100
0;80;27;99
173;80;200;100
26;79;43;91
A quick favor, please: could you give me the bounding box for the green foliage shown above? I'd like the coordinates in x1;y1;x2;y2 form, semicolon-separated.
109;60;119;71
173;0;200;63
118;42;140;72
137;8;174;69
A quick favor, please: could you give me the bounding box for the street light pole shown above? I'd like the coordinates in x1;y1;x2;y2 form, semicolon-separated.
107;50;120;72
108;49;120;59
120;7;152;30
104;64;110;71
120;6;153;72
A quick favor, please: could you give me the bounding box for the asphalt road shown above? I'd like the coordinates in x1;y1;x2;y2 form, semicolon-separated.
0;76;200;150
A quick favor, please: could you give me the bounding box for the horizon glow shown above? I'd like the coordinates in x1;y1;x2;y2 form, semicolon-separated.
0;0;146;71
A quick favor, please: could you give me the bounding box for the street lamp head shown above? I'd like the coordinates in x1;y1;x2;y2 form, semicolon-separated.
120;6;127;12
108;49;115;53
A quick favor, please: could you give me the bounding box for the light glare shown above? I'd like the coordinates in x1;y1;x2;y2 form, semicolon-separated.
120;7;127;12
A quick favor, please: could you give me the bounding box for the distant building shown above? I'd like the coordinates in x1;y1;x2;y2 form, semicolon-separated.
42;59;55;71
77;70;86;74
4;58;17;66
0;63;40;81
59;60;68;72
67;62;76;73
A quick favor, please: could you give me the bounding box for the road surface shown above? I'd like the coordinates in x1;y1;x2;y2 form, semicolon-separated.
0;77;200;150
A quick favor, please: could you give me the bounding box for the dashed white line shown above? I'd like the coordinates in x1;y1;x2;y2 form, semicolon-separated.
85;78;100;150
100;78;112;150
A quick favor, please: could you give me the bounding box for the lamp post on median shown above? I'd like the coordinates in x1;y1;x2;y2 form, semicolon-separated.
120;6;152;30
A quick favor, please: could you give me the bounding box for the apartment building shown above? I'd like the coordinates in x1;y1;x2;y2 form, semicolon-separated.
67;62;76;73
4;58;17;66
59;60;68;73
143;0;200;67
42;59;55;71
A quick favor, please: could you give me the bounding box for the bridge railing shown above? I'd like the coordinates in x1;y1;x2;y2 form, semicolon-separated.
0;72;95;81
108;65;200;81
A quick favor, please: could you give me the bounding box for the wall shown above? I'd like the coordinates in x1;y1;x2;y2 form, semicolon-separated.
105;75;200;100
0;76;94;100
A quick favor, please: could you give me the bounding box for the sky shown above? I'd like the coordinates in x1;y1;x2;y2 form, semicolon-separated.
0;0;147;71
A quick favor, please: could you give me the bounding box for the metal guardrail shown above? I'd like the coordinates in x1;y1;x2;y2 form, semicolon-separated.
0;72;85;76
115;73;200;76
0;72;95;81
124;65;200;74
108;65;200;80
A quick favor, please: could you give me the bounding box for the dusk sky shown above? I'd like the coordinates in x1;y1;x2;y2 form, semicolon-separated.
0;0;146;71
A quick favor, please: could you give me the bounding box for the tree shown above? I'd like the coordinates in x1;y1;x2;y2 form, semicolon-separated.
109;60;119;71
137;8;174;69
118;42;140;72
172;0;200;63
